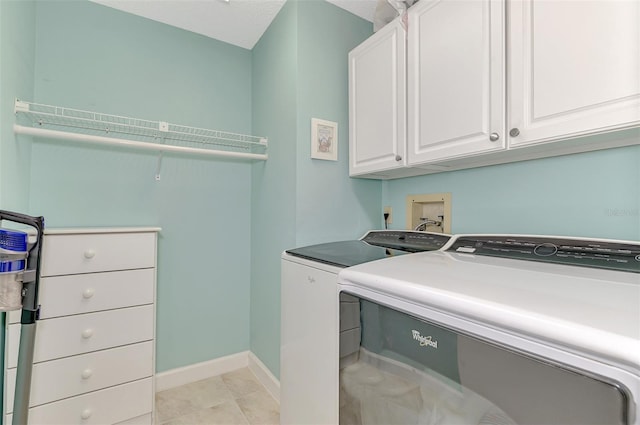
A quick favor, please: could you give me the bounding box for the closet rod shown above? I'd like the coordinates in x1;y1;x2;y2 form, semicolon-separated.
13;124;268;160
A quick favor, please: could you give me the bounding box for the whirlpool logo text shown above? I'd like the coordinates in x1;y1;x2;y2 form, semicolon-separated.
411;330;438;349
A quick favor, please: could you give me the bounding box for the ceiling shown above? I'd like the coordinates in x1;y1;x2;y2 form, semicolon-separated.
90;0;377;50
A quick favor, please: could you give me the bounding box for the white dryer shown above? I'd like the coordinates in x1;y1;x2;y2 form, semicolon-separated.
280;231;451;424
338;234;640;425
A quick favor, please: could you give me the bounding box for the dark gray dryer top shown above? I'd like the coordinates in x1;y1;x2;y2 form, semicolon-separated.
285;231;451;268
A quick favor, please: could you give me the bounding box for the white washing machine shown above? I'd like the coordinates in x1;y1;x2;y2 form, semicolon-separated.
280;231;451;425
338;234;640;425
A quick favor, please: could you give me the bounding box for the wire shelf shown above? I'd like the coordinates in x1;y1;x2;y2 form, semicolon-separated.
14;99;268;160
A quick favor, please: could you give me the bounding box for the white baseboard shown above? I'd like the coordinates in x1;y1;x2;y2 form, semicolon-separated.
248;351;281;403
155;351;249;392
154;351;281;403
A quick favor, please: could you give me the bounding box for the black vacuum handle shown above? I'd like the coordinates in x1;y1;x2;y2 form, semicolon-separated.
0;210;44;234
0;210;45;324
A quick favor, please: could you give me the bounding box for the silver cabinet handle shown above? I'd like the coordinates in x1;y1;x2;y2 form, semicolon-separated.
489;133;500;142
395;155;402;161
509;128;520;137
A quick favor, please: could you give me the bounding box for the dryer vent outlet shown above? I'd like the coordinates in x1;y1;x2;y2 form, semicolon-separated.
406;193;451;234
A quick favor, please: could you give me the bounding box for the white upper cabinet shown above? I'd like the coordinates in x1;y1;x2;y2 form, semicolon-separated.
349;18;406;176
347;0;639;179
408;0;505;164
508;0;640;146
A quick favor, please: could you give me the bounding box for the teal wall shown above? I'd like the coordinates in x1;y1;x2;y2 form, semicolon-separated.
28;1;254;372
295;1;380;247
251;1;376;376
383;144;640;241
0;0;36;411
0;0;35;211
251;0;299;379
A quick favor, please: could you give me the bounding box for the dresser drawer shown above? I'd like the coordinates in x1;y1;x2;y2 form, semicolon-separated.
7;305;154;367
8;269;155;324
6;341;153;412
41;232;156;276
37;268;155;319
5;378;152;425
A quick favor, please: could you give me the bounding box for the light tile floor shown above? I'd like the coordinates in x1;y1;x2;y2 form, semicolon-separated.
155;368;280;425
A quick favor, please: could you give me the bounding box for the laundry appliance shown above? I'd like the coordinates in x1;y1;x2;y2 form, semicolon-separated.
338;234;640;425
280;230;451;424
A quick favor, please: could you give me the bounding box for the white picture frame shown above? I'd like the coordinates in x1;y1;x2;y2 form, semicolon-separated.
311;118;338;161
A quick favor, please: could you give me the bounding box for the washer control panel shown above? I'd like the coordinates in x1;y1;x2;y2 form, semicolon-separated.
447;236;640;273
362;231;451;252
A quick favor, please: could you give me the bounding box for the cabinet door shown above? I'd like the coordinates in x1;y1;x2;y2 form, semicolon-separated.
508;0;640;147
280;259;338;425
408;0;505;164
349;18;406;176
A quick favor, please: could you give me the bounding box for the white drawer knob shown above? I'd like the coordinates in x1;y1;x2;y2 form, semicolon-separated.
82;288;95;299
81;408;92;420
83;249;96;259
81;328;94;339
81;368;93;379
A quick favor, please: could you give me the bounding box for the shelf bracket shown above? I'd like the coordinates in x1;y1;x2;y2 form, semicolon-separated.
155;122;169;181
155;153;163;181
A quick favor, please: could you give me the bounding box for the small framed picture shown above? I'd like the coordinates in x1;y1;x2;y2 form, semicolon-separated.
311;118;338;161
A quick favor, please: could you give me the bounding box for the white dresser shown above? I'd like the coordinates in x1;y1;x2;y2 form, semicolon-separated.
3;227;160;425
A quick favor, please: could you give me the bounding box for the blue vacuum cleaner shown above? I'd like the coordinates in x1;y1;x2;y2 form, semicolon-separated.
0;210;44;425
